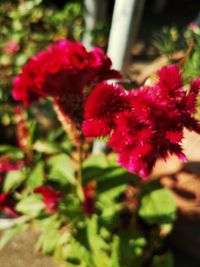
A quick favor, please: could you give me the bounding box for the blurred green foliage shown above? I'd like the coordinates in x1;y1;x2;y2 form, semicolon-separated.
153;23;200;119
0;0;83;93
153;23;200;82
153;27;184;57
0;139;176;266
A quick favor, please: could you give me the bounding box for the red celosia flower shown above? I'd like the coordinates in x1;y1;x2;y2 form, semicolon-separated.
4;39;20;54
34;185;61;214
12;40;120;127
83;82;130;137
0;156;24;173
0;192;18;217
83;65;200;178
82;181;96;216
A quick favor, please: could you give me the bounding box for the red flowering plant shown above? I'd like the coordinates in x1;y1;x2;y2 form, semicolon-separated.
34;185;61;214
83;65;200;177
1;38;200;267
13;39;120;141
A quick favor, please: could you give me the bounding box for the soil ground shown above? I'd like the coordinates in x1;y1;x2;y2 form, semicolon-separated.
0;230;59;267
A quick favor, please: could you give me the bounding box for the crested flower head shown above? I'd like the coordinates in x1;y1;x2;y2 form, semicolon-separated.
83;65;200;178
12;40;120;127
34;185;61;214
83;82;130;137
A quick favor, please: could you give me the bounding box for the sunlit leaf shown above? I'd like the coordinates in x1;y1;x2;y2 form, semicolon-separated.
16;195;44;217
26;161;44;189
47;153;76;185
3;170;25;192
0;145;24;159
139;186;176;224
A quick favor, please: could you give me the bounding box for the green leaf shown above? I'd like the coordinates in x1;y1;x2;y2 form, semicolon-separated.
83;153;111;169
65;237;91;267
152;252;174;267
48;153;75;185
87;215;98;240
47;128;64;141
118;229;146;267
15;54;28;66
3;170;25;192
109;236;120;267
26;161;44;189
86;216;109;266
83;165;132;188
37;227;62;254
36;215;64;255
28;120;37;144
0;145;24;159
139;186;176;224
0;224;28;250
16;195;44;217
33;140;61;154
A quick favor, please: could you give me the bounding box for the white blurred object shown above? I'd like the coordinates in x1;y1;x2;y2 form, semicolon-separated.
107;0;145;71
83;0;107;50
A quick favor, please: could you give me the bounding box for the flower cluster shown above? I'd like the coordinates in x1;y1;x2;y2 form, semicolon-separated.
12;40;120;127
34;185;61;214
83;65;200;177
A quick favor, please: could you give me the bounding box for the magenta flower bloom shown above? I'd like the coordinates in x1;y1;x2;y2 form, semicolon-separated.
83;65;200;178
83;82;130;137
12;40;120;127
0;156;24;173
34;185;61;214
4;39;20;54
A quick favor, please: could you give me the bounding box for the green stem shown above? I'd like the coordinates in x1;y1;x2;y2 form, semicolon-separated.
77;142;82;185
76;140;84;202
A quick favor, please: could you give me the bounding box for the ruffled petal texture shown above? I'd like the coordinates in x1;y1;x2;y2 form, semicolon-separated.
83;65;200;178
12;40;121;126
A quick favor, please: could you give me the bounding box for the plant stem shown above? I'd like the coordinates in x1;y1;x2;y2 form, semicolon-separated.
77;142;83;186
178;40;194;67
53;99;80;146
76;139;84;202
52;99;84;201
